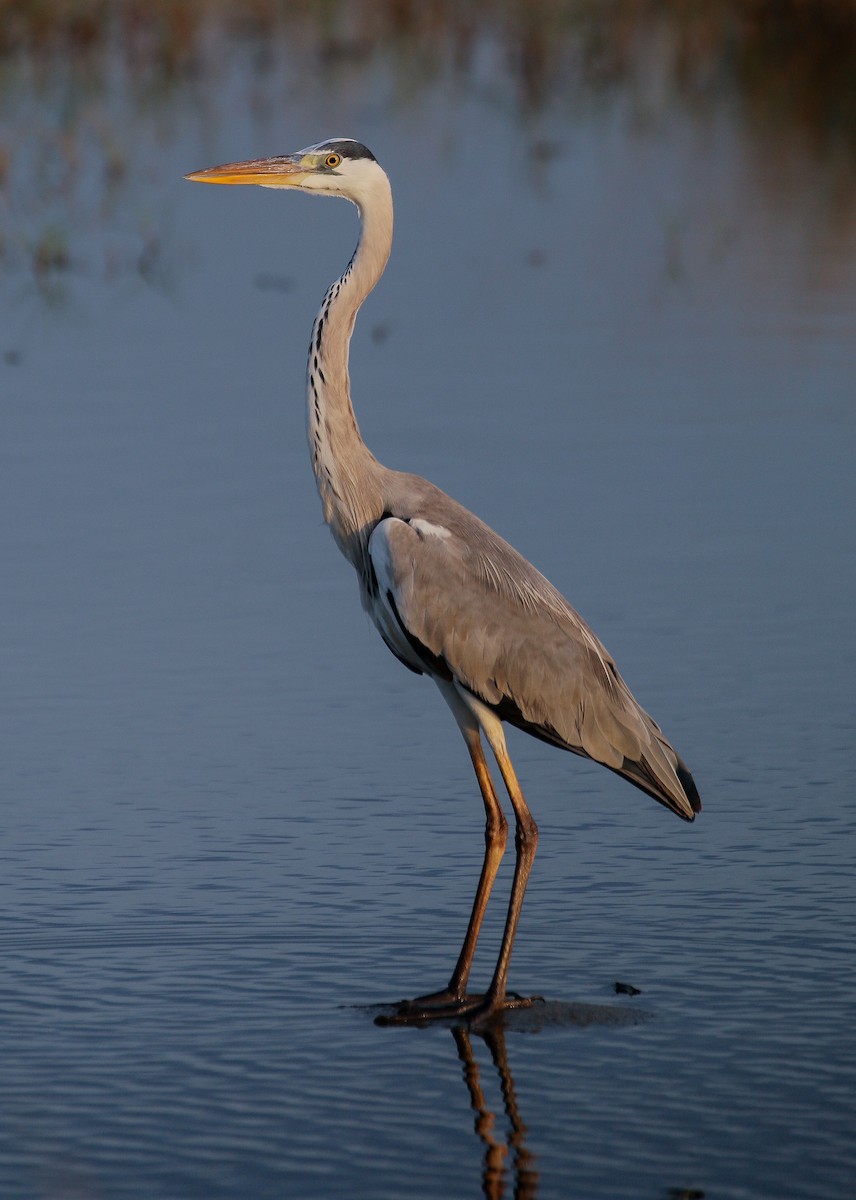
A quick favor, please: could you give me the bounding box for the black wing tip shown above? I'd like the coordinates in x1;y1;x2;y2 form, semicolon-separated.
606;756;701;822
677;761;702;818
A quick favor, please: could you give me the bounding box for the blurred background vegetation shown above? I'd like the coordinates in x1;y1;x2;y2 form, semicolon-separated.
1;0;855;297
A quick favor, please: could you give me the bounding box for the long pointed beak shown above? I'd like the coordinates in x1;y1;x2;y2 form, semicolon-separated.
184;155;308;188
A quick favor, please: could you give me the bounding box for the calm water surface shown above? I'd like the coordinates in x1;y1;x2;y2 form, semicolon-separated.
2;43;855;1200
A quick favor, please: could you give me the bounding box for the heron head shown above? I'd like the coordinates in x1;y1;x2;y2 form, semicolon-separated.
185;139;384;204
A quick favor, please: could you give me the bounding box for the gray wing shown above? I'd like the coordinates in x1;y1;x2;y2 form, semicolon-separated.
367;510;700;821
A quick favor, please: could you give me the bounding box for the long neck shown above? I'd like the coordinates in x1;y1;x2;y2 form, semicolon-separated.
307;180;393;567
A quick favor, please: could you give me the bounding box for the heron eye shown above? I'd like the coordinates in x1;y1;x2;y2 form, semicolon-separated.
325;153;341;169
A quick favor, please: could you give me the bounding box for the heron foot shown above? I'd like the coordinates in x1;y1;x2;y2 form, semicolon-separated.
374;989;544;1029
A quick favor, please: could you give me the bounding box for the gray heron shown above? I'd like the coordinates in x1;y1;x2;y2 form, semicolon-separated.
186;139;701;1026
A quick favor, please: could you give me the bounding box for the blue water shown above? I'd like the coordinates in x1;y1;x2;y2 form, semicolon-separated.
2;44;855;1200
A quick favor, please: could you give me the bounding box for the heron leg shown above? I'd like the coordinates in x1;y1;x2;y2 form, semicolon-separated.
467;729;539;1027
448;731;509;996
392;687;507;1012
398;725;508;1011
376;685;541;1029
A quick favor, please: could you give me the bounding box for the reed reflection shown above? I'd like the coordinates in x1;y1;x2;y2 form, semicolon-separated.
2;0;855;302
452;1025;539;1200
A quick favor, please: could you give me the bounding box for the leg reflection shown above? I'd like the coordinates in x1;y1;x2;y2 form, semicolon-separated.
452;1026;539;1200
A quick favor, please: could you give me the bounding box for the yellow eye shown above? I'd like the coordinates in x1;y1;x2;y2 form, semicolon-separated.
325;152;341;169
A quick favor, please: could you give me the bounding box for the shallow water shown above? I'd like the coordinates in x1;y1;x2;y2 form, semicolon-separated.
2;31;856;1200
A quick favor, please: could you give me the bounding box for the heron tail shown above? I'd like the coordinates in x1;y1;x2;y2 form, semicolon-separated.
612;749;701;822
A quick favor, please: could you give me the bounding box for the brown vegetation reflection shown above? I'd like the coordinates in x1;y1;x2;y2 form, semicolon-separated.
1;0;855;299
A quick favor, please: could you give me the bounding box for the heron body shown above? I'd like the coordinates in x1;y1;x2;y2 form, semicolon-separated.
186;140;701;1026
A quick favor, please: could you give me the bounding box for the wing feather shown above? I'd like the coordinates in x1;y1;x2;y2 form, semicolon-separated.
367;507;698;821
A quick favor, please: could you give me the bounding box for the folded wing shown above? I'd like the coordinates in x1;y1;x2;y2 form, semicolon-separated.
367;512;700;821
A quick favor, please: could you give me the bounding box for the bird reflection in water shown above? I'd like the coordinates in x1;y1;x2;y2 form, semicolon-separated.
452;1025;539;1200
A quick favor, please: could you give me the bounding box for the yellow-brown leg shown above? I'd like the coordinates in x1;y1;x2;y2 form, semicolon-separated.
377;684;541;1028
449;733;509;994
466;734;539;1027
393;727;508;1014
